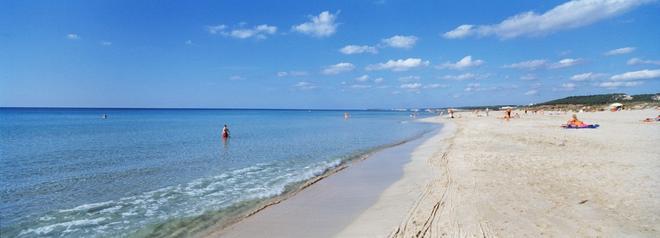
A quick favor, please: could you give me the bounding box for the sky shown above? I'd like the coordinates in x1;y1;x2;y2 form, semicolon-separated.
1;0;659;109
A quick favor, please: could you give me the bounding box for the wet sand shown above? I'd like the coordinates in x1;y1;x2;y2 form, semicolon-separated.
203;123;445;238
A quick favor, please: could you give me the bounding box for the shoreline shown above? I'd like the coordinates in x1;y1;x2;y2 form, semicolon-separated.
137;119;442;237
202;109;659;237
0;110;437;238
199;118;447;237
336;116;456;237
151;109;659;237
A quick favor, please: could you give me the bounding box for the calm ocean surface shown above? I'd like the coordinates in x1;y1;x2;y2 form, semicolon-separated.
0;108;436;237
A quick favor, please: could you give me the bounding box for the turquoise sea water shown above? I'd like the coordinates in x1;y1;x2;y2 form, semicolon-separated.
0;108;435;237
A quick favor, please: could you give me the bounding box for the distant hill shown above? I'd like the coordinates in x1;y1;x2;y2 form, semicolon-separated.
538;93;659;105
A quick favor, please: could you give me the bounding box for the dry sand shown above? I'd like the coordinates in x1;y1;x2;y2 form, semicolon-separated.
360;109;660;237
209;109;660;237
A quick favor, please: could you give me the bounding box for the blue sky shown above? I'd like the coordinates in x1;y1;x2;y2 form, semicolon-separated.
1;0;659;109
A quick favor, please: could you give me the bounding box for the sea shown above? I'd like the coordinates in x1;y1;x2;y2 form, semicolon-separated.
0;108;437;237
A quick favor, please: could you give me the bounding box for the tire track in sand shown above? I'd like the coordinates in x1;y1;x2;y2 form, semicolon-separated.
390;128;458;238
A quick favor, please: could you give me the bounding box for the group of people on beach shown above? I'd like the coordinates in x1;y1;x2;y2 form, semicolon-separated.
445;107;604;128
502;109;595;127
453;106;660;129
222;109;658;139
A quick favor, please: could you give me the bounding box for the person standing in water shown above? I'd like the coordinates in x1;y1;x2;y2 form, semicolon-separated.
222;124;230;138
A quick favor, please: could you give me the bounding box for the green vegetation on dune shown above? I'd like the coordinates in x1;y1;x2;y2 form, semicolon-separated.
435;93;658;111
538;93;659;105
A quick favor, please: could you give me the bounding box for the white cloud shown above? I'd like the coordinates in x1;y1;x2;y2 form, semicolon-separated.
350;84;372;89
277;71;308;77
292;11;339;37
340;45;378;54
381;35;418;49
595;70;653;88
504;59;547;70
100;41;112;46
464;83;517;92
228;75;244;81
443;0;651;39
398;75;420;82
560;82;576;91
438;56;484;70
570;72;606;81
355;75;370;82
610;69;660;81
294;81;317;90
504;58;580;70
207;24;277;39
206;25;227;34
443;25;474;39
66;34;80;40
322;62;355;75
627;58;660;66
549;58;582;69
604;47;635;56
230;24;277;39
520;74;537;80
424;83;446;89
464;83;481;92
441;73;481;81
400;83;422;90
349;75;384;85
598;81;642;88
524;89;538;95
366;58;429;71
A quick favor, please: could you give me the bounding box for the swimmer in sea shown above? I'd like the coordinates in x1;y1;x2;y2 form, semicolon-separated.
222;124;230;138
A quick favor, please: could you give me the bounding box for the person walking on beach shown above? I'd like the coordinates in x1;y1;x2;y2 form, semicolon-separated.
448;108;454;119
503;108;512;121
222;124;230;138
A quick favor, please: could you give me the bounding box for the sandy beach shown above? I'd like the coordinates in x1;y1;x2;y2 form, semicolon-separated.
202;123;446;238
6;1;660;237
208;109;660;237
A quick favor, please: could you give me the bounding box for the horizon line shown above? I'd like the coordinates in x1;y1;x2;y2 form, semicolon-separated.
0;106;434;111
